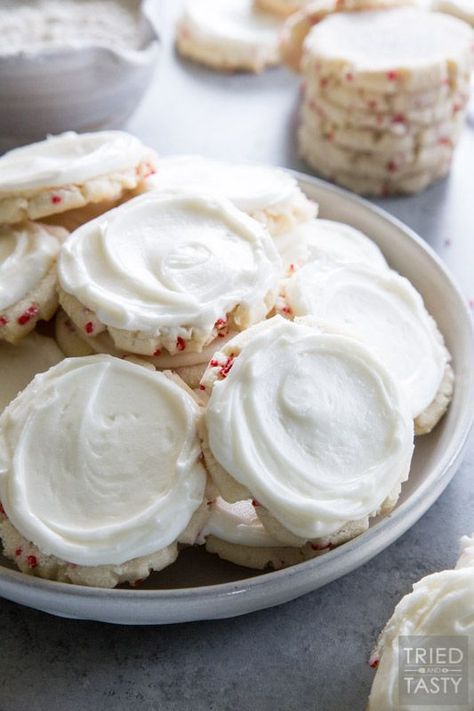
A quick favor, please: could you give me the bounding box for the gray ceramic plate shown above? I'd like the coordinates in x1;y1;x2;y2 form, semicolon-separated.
0;173;473;624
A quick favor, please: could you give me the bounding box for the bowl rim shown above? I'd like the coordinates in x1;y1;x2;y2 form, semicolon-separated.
0;171;472;614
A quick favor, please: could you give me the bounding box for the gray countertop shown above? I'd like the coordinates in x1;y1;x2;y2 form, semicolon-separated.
1;3;473;710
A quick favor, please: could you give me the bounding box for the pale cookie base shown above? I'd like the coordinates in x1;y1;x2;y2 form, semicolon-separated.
206;535;318;570
299;126;452;194
256;503;370;546
55;308;234;389
58;284;276;357
176;24;280;74
415;362;454;435
0;159;156;226
254;0;310;18
42;187;141;233
280;0;416;72
247;188;318;236
199;420;253;503
0;263;59;344
0;514;178;589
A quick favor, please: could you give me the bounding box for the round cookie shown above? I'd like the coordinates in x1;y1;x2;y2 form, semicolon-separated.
0;355;207;587
176;0;283;73
0;131;156;225
0;333;63;413
144;155;317;236
55;308;238;390
368;537;474;709
57;191;281;359
199;316;414;546
0;221;66;343
432;0;474;26
303;8;474;93
280;262;453;428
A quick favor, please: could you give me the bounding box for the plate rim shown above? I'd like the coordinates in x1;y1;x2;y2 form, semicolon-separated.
0;171;473;620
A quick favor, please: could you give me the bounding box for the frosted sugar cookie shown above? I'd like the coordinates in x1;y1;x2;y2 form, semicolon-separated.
58;192;281;359
280;263;453;430
0;131;156;225
55;308;238;390
145;155;317;235
254;0;311;18
176;0;282;73
303;8;474;93
0;355;207;588
0;221;66;343
368;536;474;710
0;333;63;413
202;498;314;569
199;317;414;547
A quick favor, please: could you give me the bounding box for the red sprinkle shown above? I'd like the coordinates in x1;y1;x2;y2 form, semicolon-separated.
210;359;219;367
27;555;38;569
51;195;62;205
219;356;234;378
214;318;227;330
391;114;406;125
218;333;226;338
15;548;22;557
17;304;39;326
345;72;354;81
386;70;397;81
289;263;295;273
153;348;162;357
386;160;398;174
199;384;206;391
438;137;452;147
282;306;292;315
84;321;94;335
0;315;8;327
131;578;144;588
176;337;186;351
369;657;379;669
311;541;331;551
251;499;261;507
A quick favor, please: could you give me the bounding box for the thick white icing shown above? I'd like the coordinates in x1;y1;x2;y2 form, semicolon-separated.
202;498;281;547
58;192;281;340
179;0;282;52
0;333;63;413
0;355;206;565
283;263;447;418
369;550;474;709
147;155;301;212
0;222;63;310
203;317;413;540
0;131;154;194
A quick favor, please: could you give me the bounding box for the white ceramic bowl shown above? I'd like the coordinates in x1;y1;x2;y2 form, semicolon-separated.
0;0;160;151
0;172;472;624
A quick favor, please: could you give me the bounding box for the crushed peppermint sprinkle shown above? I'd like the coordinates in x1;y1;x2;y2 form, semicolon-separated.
84;321;94;334
281;306;292;315
345;72;354;82
51;195;62;204
199;384;206;391
251;499;261;507
386;160;397;174
369;656;379;669
153;347;162;357
17;304;39;326
214;318;227;330
219;356;234;378
27;555;38;569
386;70;397;81
0;315;8;327
176;336;186;351
210;359;219;368
15;548;22;557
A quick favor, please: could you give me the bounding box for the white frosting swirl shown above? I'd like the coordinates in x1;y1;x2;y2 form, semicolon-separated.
0;221;63;310
283;264;448;418
58;192;281;338
179;0;282;54
456;533;474;569
147;155;300;212
0;333;63;413
368;566;474;709
0;131;154;194
204;317;413;540
202;498;281;547
0;355;206;565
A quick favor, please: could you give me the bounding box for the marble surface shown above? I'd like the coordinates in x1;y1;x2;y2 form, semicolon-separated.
1;2;473;709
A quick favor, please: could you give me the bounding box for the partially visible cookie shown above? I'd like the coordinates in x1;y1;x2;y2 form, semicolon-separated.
0;221;66;343
0;131;156;225
0;355;207;587
254;0;312;18
176;0;283;73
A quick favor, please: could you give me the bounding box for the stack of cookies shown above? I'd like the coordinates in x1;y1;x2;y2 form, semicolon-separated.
299;7;474;195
